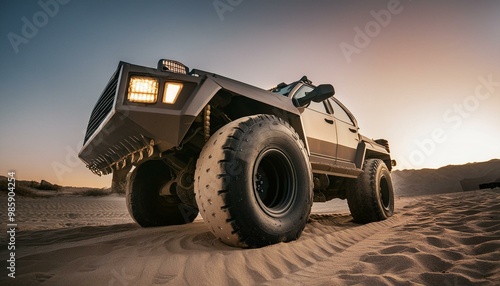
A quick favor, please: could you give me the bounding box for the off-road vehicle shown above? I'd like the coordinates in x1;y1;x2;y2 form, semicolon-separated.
79;59;396;248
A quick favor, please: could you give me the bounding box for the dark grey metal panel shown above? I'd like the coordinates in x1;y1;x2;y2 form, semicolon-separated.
209;75;300;116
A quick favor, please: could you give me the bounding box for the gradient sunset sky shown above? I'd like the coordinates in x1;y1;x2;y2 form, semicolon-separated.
1;0;499;187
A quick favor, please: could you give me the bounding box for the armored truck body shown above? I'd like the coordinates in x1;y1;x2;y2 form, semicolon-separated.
79;59;396;248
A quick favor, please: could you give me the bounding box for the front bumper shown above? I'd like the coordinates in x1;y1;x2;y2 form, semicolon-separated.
79;62;203;176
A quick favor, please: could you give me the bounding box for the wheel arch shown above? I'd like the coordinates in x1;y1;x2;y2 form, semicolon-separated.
355;140;393;171
188;82;309;154
216;92;307;151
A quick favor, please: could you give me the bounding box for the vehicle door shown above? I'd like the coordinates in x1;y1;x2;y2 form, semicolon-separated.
327;98;359;169
294;85;338;160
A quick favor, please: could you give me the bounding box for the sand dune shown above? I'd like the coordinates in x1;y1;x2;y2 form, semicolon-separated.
1;189;498;285
392;159;500;196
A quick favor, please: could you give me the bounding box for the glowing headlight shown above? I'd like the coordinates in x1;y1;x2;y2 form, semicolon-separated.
127;77;159;103
163;82;183;104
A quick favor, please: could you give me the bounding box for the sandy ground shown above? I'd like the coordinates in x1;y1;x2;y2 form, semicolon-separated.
1;190;499;285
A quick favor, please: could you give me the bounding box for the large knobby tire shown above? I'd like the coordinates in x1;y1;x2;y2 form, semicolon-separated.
195;115;313;248
126;160;198;227
347;159;395;223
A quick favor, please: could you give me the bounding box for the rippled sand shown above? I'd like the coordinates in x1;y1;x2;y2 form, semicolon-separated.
0;190;498;285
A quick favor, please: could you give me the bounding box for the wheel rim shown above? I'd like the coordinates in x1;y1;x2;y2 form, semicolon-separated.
253;148;297;217
379;175;391;211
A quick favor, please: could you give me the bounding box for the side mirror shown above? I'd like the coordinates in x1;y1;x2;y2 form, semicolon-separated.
293;84;335;107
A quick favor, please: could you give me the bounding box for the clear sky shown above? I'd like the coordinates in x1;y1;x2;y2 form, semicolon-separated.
1;0;499;187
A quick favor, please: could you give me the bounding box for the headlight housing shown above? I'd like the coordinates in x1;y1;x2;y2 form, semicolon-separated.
163;82;183;104
127;76;159;103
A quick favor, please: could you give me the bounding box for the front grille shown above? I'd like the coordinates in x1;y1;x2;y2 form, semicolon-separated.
83;68;120;144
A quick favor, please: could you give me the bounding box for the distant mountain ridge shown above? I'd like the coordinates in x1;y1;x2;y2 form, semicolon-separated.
392;159;500;196
2;159;499;198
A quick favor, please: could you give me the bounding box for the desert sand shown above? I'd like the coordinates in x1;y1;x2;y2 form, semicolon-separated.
1;187;499;286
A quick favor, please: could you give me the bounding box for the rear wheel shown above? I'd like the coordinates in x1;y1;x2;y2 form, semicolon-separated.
347;159;395;223
195;115;313;248
126;160;198;227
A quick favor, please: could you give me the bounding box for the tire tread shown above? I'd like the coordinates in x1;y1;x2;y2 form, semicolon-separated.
195;114;312;247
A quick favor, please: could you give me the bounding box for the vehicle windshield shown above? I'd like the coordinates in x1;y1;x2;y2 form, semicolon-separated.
271;82;298;96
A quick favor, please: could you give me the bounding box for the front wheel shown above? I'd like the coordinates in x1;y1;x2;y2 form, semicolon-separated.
347;159;395;223
126;160;198;227
195;115;313;248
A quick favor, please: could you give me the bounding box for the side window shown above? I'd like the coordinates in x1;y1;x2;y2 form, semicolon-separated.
308;100;328;113
294;86;328;114
329;99;355;125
